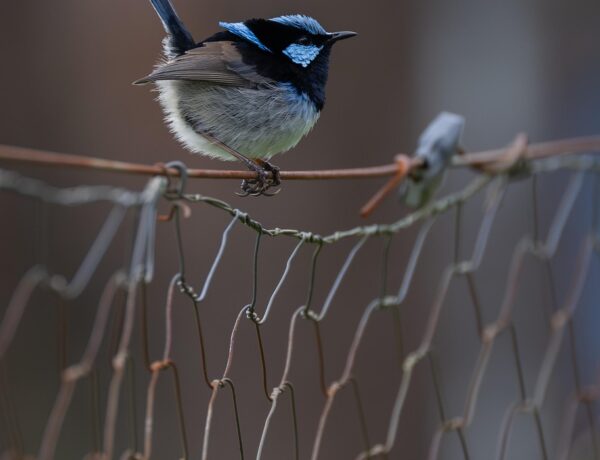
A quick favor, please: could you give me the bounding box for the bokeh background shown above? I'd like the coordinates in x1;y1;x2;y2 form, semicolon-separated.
1;0;600;458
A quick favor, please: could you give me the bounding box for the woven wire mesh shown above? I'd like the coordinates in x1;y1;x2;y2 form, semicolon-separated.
0;153;599;459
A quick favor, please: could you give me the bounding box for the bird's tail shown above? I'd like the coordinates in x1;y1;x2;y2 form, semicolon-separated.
150;0;195;56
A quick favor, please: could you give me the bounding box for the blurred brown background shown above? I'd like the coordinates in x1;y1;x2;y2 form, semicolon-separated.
1;0;600;459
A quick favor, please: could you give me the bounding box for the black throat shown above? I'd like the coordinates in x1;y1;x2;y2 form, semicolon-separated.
202;31;331;111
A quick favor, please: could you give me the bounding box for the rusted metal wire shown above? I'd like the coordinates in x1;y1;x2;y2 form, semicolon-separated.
1;135;599;180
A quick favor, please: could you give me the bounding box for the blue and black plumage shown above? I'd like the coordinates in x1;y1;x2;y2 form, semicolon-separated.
135;0;356;195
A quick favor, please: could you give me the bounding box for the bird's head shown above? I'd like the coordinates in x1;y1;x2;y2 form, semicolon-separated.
219;15;356;68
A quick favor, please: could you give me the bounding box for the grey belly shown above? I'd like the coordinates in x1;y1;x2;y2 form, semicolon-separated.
172;81;320;160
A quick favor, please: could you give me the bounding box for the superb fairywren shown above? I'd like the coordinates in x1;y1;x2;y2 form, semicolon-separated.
135;0;356;195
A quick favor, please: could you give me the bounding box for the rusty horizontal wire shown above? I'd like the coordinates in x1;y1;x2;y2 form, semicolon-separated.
1;135;599;181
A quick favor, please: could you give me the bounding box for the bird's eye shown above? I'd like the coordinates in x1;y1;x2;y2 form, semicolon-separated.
297;36;311;45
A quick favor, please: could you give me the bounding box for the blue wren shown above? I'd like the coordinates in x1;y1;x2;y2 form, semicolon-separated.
135;0;356;195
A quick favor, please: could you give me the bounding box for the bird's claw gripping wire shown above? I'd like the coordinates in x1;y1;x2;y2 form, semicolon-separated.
237;160;281;197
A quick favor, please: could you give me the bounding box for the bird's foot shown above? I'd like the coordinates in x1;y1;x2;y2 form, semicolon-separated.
237;160;281;197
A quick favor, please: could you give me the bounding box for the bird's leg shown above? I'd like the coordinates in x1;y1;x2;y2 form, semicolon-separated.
201;133;281;196
256;159;281;187
238;159;281;197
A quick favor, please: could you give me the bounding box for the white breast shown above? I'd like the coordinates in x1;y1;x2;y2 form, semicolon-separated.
156;80;320;162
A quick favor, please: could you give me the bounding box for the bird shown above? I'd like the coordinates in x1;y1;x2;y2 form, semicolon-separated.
135;0;357;196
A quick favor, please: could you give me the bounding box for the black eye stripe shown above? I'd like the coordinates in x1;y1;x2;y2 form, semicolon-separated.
244;19;329;54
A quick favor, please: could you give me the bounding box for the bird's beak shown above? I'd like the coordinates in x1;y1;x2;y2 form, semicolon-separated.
327;31;358;44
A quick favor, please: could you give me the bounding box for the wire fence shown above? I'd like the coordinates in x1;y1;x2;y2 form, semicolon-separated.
0;144;599;459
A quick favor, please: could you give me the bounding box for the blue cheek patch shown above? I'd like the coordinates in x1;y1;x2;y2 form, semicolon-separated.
283;44;323;67
219;22;271;52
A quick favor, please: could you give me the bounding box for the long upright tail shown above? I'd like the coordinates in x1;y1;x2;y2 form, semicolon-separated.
150;0;195;56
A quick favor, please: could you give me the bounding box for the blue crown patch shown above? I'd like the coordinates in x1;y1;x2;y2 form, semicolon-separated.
270;15;327;35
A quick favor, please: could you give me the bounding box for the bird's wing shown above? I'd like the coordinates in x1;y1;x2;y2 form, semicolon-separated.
133;41;270;87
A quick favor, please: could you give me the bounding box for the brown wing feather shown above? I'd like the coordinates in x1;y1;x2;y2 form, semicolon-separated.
133;41;267;87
